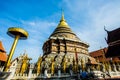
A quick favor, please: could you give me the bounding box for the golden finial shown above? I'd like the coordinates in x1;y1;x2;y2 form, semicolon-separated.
57;9;69;28
61;9;65;21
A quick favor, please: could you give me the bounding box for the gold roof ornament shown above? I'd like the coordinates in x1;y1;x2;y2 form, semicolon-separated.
57;12;69;28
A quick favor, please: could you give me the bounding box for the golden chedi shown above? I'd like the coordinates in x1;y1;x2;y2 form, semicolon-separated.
37;13;96;74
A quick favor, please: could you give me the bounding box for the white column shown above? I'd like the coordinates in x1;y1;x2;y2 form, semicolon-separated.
58;69;61;77
44;69;48;78
28;64;34;79
6;60;17;80
70;70;73;76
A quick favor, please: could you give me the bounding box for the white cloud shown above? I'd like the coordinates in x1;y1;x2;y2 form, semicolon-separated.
20;19;57;44
63;0;120;51
18;19;57;62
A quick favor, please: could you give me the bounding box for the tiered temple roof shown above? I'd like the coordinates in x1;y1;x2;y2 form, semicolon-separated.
49;13;82;43
105;27;120;57
0;41;7;62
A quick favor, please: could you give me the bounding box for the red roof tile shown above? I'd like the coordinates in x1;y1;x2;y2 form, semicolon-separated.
0;52;7;61
89;48;107;57
0;41;7;62
0;41;6;52
89;47;120;62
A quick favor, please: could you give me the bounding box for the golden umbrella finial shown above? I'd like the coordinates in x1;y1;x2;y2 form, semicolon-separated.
4;27;28;72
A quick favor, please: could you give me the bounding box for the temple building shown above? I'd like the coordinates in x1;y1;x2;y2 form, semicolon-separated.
90;48;120;72
105;27;120;57
38;13;97;74
90;48;120;63
0;41;7;71
1;14;120;80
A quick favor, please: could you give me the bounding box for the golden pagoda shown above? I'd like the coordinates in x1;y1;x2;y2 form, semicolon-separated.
40;13;96;74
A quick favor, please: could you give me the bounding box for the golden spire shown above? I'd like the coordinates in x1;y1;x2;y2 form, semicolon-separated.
57;11;69;28
61;10;65;22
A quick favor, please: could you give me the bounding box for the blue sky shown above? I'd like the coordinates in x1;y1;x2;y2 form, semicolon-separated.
0;0;120;62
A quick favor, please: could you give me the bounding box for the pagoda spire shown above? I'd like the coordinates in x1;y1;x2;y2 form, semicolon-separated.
60;10;65;22
57;11;69;28
49;11;81;42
